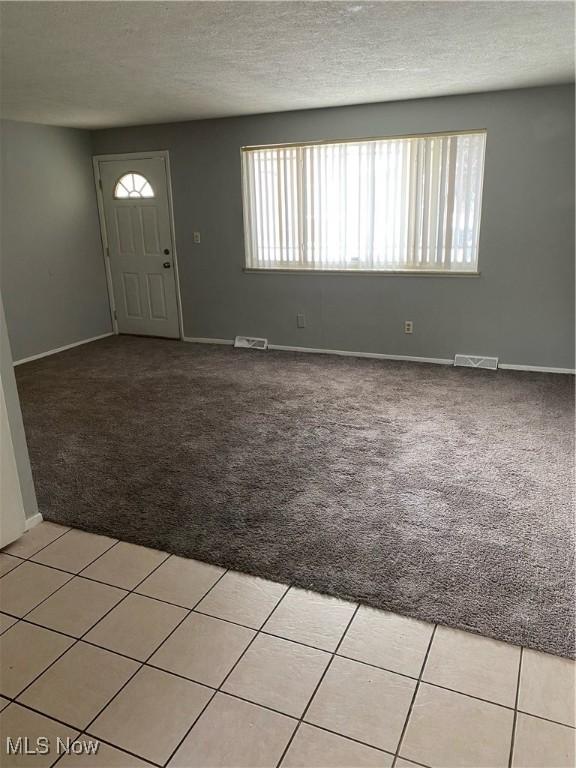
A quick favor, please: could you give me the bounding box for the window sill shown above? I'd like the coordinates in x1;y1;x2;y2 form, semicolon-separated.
243;268;481;277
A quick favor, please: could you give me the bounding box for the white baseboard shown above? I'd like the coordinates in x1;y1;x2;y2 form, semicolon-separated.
25;512;43;530
13;332;114;366
184;337;451;365
182;337;574;373
10;332;573;374
183;336;235;345
268;344;453;365
499;363;575;375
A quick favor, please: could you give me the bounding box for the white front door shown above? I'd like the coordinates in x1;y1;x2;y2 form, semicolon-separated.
97;155;181;338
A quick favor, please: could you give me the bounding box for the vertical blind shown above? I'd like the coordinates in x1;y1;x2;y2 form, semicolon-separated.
242;131;486;272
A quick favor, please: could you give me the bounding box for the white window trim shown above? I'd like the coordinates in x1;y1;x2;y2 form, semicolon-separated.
243;267;481;277
241;129;486;276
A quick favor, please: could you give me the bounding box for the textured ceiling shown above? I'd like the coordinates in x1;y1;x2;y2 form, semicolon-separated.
0;1;574;129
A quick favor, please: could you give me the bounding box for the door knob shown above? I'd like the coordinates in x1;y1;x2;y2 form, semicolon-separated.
163;248;170;255
163;262;171;269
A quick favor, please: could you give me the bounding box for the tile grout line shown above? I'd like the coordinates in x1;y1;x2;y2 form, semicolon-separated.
125;567;232;667
0;528;81;640
5;560;319;737
400;678;521;715
31;531;119;573
4;526;575;664
7;632;574;768
3;597;575;734
7;577;429;768
289;720;401;762
19;536;122;624
76;564;234;765
7;648;436;768
274;603;370;768
11;673;424;768
12;668;406;765
3;527;575;766
11;563;233;768
276;603;427;763
391;624;438;767
0;555;26;577
4;555;215;613
515;709;575;730
161;581;294;767
56;566;232;766
9;544;178;723
3;524;73;562
53;736;158;768
2;539;129;709
508;647;523;768
12;701;162;768
2;584;576;740
23;538;124;622
4;603;571;729
392;758;430;768
7;588;554;722
4;533;574;666
218;687;408;762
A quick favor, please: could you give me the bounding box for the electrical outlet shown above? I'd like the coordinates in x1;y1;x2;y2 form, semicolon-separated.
297;312;306;328
193;232;201;244
404;320;413;334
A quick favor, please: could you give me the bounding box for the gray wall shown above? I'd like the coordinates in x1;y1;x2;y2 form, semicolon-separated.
92;85;575;369
1;120;112;362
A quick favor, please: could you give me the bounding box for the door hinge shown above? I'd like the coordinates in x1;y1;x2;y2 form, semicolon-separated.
98;178;103;190
113;309;117;320
105;245;110;258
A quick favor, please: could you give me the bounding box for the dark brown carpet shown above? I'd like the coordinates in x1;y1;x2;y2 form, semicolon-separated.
15;336;575;658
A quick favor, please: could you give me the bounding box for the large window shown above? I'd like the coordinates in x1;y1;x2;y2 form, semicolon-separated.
241;131;486;273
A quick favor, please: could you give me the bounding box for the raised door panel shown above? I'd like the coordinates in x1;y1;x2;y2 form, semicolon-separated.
114;208;136;255
140;207;161;255
146;273;168;320
122;273;144;319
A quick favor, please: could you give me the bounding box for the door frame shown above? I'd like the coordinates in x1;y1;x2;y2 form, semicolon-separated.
92;150;185;339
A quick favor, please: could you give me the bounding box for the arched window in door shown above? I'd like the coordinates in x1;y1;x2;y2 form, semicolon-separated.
114;173;154;199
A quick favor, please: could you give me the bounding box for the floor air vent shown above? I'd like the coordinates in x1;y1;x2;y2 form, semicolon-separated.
234;335;268;350
454;354;498;370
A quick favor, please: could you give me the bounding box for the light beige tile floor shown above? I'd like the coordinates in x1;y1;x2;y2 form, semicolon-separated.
135;554;225;608
0;522;574;768
195;570;288;628
338;605;433;677
281;723;393;768
0;704;78;768
305;655;416;752
149;612;255;687
222;633;331;717
84;593;188;661
26;577;127;637
262;587;356;652
0;553;22;578
30;530;117;574
0;622;73;698
80;542;169;591
0;613;17;635
90;666;212;765
18;642;139;729
2;522;70;559
421;624;521;707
